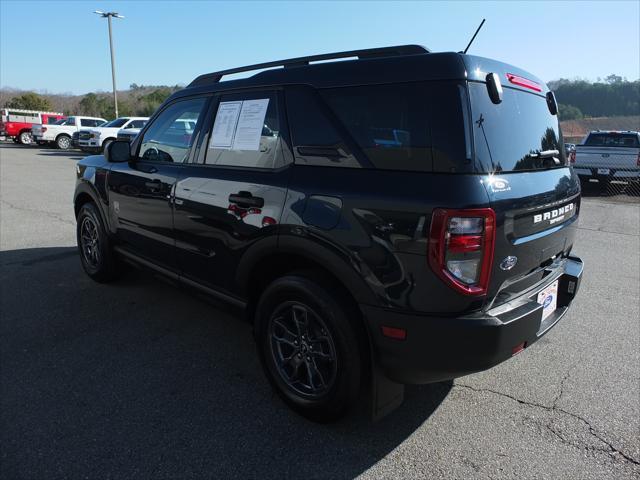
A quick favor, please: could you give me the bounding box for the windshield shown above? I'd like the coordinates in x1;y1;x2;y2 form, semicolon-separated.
584;133;639;147
469;82;566;172
102;118;128;128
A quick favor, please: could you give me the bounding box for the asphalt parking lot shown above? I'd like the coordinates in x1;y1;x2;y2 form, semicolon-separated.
1;143;638;480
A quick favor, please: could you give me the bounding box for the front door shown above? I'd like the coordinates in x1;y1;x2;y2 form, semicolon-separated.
107;96;210;272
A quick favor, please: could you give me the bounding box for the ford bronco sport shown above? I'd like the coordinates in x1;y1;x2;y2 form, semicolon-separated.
74;45;583;422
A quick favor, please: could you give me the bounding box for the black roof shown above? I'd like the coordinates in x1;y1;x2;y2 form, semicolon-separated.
173;45;548;100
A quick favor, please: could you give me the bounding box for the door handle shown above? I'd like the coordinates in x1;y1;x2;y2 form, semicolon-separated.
228;191;264;208
145;180;162;192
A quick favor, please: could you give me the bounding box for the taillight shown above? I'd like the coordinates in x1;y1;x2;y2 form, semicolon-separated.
428;208;496;296
41;127;47;133
570;151;576;164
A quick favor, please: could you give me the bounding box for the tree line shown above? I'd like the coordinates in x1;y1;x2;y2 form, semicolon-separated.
2;84;181;119
550;75;639;120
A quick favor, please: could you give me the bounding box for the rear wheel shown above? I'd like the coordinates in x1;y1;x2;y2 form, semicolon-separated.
56;135;71;150
255;274;362;422
76;202;121;282
19;131;32;145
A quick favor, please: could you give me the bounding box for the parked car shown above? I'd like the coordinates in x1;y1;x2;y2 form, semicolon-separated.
32;116;106;149
0;108;65;144
78;117;148;152
73;121;109;147
74;45;583;422
571;131;640;189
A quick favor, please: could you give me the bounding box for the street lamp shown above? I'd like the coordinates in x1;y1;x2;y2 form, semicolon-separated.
94;10;124;118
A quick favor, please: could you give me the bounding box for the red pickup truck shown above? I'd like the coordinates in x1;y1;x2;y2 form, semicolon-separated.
0;108;65;144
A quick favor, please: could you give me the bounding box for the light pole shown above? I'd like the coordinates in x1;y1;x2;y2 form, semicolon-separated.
94;10;124;118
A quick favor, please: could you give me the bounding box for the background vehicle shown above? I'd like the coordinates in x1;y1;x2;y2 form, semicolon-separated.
73;121;109;147
571;130;640;189
78;117;148;152
0;108;65;144
74;46;583;422
32;116;106;149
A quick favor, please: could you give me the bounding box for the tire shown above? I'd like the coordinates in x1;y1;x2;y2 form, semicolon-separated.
255;273;362;422
56;135;71;150
19;131;33;145
76;202;121;283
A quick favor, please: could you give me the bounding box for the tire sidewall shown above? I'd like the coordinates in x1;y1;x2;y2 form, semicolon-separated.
76;203;114;281
20;131;32;144
255;275;361;420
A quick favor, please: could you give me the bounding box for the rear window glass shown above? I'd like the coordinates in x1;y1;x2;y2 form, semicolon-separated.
584;133;639;147
469;82;566;172
321;81;470;172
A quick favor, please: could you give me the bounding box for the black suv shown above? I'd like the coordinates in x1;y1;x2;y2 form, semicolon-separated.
74;45;583;422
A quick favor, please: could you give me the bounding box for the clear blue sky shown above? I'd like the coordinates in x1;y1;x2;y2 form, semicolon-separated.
1;0;638;95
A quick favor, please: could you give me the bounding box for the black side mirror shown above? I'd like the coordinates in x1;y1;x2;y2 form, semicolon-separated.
546;91;559;115
486;72;503;104
106;140;131;163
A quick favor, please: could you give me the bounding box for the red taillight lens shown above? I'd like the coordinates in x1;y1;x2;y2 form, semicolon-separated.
505;73;542;92
428;208;496;296
41;127;47;133
569;151;576;164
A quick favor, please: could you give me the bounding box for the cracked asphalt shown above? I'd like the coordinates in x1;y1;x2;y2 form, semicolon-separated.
1;143;639;479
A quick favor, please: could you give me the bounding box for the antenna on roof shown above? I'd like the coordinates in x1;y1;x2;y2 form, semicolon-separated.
462;19;486;54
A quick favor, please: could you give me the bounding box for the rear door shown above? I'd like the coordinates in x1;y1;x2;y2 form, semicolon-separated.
468;81;580;303
173;90;292;297
107;96;209;272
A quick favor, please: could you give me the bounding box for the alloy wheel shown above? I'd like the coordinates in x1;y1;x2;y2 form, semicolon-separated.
80;216;101;268
268;301;338;398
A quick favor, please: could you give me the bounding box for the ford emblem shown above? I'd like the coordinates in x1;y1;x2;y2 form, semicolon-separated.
500;256;518;271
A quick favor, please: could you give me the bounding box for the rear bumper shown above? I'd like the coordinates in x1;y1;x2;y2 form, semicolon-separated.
574;167;640;180
363;255;583;384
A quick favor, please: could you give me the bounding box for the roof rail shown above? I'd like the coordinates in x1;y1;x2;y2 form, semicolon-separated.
188;44;429;87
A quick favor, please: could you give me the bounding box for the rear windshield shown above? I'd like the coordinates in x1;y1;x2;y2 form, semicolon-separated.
469;82;566;172
584;133;639;147
321;81;471;172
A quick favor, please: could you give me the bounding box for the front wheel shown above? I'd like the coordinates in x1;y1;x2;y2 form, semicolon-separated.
76;202;121;282
56;135;71;150
19;131;33;145
255;274;363;422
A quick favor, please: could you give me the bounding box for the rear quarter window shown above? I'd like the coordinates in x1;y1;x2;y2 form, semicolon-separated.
318;81;470;173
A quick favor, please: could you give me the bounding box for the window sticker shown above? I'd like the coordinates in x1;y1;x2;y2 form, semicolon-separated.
210;101;242;149
209;98;270;151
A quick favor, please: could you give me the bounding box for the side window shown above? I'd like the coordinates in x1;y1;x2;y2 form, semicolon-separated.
137;97;207;163
286;86;361;168
130;120;146;129
205;92;286;169
80;118;94;127
47;117;61;124
321;83;434;172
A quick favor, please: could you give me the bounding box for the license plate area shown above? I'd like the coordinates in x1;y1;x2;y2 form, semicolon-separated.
537;280;559;322
597;168;610;175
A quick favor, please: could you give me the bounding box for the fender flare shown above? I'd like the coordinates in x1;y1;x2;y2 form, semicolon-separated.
235;232;378;306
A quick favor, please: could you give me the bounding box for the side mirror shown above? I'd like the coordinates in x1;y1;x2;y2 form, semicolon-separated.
486;72;503;104
546;91;559;115
105;140;131;163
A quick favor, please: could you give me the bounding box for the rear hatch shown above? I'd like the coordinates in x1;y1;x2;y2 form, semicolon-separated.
466;66;580;307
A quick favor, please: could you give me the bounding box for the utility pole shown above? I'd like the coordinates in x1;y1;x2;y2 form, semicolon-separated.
94;11;124;118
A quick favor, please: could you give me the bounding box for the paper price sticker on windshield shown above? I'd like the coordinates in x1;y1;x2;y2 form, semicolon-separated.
210;101;242;149
209;99;269;151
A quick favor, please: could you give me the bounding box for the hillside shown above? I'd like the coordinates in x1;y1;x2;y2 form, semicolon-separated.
560;116;640;143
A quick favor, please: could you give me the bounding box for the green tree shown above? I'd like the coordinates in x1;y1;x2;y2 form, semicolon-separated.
138;88;173;116
5;92;53;111
558;104;583;120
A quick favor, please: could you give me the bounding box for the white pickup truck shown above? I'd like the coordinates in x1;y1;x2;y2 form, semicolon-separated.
572;131;640;189
31;116;106;149
78;117;148;152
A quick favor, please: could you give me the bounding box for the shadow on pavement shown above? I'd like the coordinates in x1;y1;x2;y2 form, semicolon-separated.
0;247;451;479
